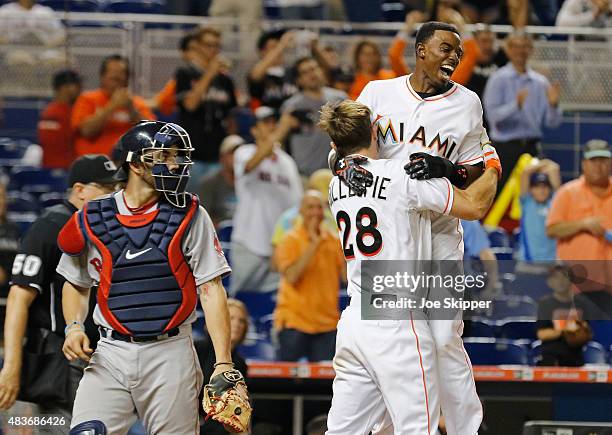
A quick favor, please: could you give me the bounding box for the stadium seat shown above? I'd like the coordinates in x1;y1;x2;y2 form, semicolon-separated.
490;247;514;261
238;339;275;361
499;318;538;341
10;167;68;196
0;142;28;167
490;295;537;320
234;291;277;321
590;320;612;348
256;313;274;339
466;318;496;338
463;338;530;365
583;341;607;365
192;310;205;339
530;340;542;365
487;227;511;248
507;271;551;301
38;192;65;208
7;191;40;213
216;220;233;245
343;0;383;22
381;1;405;21
12;214;37;235
103;0;165;14
38;0;99;12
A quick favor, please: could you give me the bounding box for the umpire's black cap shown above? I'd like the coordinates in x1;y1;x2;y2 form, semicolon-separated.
68;154;121;187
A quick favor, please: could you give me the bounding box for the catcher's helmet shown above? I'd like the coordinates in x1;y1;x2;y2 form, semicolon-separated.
115;120;194;208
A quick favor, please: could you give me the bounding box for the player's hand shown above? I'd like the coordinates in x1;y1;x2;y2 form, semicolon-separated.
110;88;131;110
581;217;606;238
482;144;502;179
62;330;93;362
547;81;561;107
405;152;453;180
335;155;373;196
516;88;529;108
0;367;20;410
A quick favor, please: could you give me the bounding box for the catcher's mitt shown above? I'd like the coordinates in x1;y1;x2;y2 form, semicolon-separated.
203;369;252;433
562;320;592;348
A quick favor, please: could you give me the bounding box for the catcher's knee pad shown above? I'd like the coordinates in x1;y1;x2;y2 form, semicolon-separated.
69;420;107;435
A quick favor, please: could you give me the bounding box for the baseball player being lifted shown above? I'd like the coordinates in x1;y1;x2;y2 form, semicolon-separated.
56;121;251;435
321;100;501;434
330;22;492;434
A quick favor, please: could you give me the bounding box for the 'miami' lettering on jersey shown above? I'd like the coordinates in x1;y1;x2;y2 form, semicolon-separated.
377;119;457;159
329;175;390;206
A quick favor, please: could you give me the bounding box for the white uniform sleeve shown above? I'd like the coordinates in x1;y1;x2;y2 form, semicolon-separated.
356;82;379;123
456;98;488;166
405;175;454;216
56;252;95;289
183;206;231;286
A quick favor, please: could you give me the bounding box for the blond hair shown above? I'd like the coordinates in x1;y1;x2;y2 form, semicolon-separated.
318;100;372;158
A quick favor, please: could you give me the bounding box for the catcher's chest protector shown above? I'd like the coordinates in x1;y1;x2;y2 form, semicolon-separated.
81;195;199;338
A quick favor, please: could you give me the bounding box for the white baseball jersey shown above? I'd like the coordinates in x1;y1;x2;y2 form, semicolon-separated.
232;144;303;257
328;158;453;298
357;75;490;260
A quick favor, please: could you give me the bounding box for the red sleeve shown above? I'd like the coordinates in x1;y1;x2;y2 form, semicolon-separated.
58;212;87;256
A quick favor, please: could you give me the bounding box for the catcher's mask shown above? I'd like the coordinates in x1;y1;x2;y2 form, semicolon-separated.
124;122;194;208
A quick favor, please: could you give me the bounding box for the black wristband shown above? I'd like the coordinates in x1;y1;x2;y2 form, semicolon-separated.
448;163;469;188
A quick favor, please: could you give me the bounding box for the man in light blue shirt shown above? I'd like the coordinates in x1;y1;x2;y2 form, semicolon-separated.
483;30;562;190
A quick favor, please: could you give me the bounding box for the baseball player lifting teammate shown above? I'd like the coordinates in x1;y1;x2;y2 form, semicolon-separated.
56;121;251;434
330;22;493;434
320;99;501;434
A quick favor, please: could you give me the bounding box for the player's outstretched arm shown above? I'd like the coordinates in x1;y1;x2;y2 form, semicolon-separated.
62;281;93;362
0;285;37;409
199;277;233;377
449;145;501;220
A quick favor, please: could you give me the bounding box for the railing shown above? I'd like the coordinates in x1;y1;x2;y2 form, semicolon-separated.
1;13;612;111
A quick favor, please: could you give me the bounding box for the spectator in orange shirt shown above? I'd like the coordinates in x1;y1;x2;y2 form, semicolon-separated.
71;55;155;157
37;69;81;169
274;190;346;362
547;140;612;302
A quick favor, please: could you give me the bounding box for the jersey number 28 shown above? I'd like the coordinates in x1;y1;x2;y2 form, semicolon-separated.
335;207;382;259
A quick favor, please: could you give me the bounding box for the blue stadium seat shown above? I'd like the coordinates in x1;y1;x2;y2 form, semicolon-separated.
256;313;274;339
381;1;405;21
39;0;100;12
216;220;233;245
192;309;205;339
463;338;530;365
38;192;65;208
10;167;68;195
103;0;165;14
0;142;28;166
7;191;40;213
590;320;612;348
234;291;277;321
487;227;511;248
532;340;608;365
238;339;275;361
500;318;538;341
491;295;537;320
12;214;37;235
466;318;496;338
490;247;514;261
507;271;551;300
343;0;383;22
531;340;542;365
583;341;607;365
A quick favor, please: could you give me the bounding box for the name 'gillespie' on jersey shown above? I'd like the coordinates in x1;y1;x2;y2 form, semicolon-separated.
329;158;454;298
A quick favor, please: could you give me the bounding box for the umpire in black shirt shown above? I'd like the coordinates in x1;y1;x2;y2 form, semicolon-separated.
0;155;120;428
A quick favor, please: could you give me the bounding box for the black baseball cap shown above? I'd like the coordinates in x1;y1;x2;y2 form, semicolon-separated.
68;154;122;187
